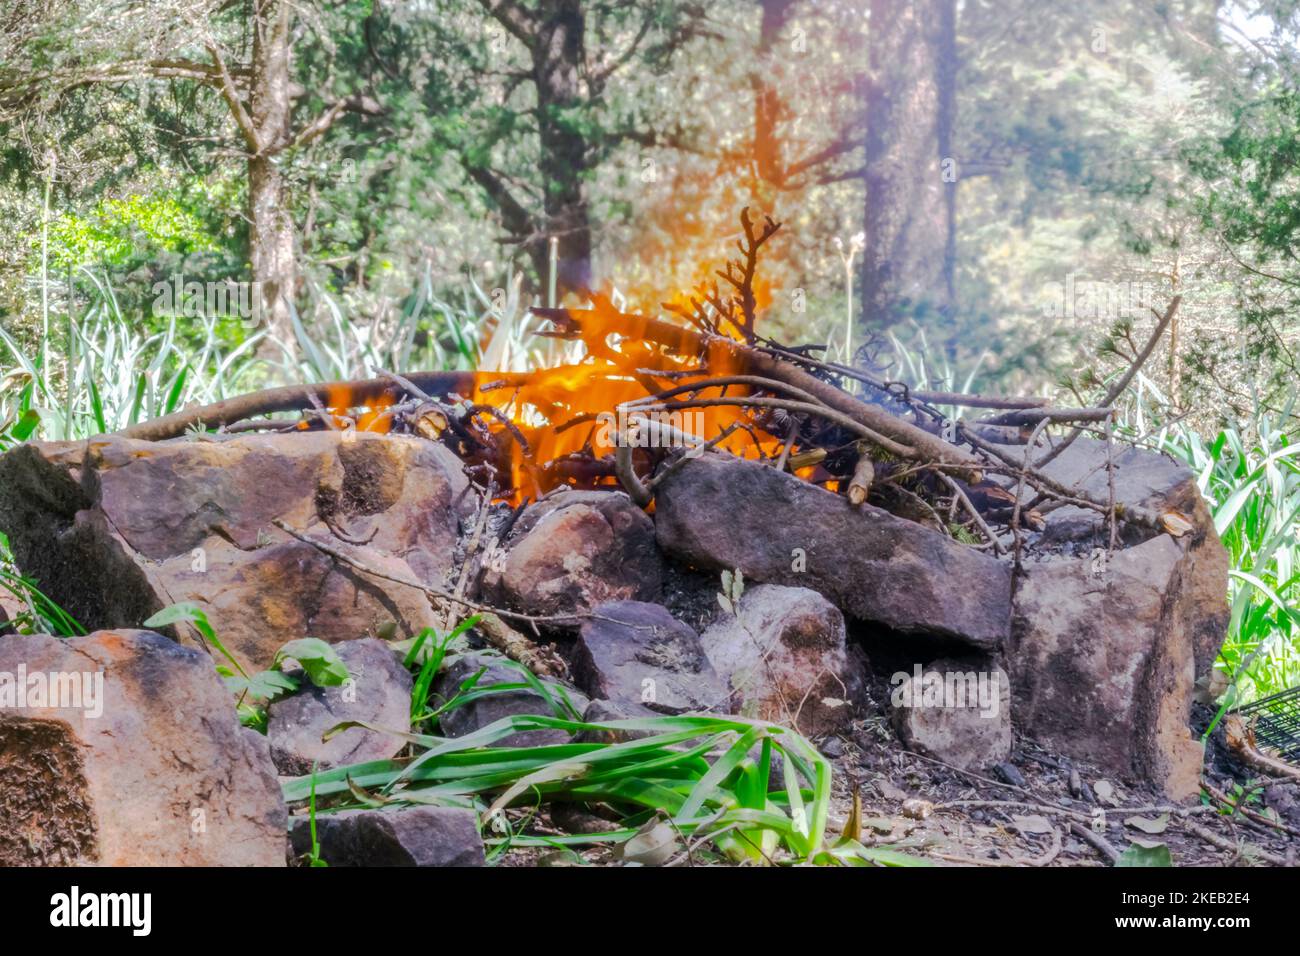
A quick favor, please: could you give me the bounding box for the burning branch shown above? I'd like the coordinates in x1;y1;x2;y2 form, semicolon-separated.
631;396;914;458
115;371;476;441
614;421;653;507
534;304;984;475
664;206;781;343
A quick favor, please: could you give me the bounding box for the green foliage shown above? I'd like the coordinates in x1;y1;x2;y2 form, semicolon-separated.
142;602;350;731
1116;841;1173;867
274;610;921;867
427;651;583;730
40;193;218;271
405;616;481;725
1153;403;1300;707
0;263;512;445
274;638;349;688
285;709;921;867
306;766;327;867
0;269;265;442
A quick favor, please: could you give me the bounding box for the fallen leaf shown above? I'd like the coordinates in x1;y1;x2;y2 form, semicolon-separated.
1117;840;1172;867
901;798;933;820
619;819;679;867
1093;779;1120;806
841;786;862;841
1124;813;1169;835
1012;814;1054;835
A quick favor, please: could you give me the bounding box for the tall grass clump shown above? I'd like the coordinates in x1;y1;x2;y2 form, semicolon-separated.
285;708;921;867
0;261;557;447
1151;397;1300;707
0;267;265;446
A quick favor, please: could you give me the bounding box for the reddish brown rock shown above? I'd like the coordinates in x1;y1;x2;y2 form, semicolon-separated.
573;601;725;714
0;629;286;866
699;584;863;735
266;637;413;775
481;490;664;621
0;432;460;671
654;455;1011;649
1009;532;1228;800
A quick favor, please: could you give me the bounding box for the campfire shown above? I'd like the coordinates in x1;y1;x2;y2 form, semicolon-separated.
117;209;1189;556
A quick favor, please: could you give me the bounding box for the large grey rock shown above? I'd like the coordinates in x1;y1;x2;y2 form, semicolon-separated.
481;490;664;622
289;805;484;866
1034;438;1213;548
267;637;412;775
1030;437;1228;683
0;629;286;866
1009;532;1228;800
572;601;725;714
654;454;1011;648
890;657;1011;770
0;432;461;672
700;584;863;735
1040;437;1207;515
433;652;586;747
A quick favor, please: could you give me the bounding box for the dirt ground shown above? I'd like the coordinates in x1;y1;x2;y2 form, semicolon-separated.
821;716;1298;868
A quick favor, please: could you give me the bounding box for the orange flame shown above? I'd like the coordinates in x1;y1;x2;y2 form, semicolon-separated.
470;297;785;502
315;384;397;434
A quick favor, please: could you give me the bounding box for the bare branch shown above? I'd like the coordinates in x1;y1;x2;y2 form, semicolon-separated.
205;39;261;153
783;134;861;181
285;94;384;152
462;162;539;242
1035;295;1182;468
589;11;655;89
475;0;537;47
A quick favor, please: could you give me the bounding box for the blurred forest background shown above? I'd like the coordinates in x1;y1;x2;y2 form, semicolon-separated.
1;1;1300;699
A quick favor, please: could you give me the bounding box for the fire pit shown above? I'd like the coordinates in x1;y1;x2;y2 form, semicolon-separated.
0;212;1234;867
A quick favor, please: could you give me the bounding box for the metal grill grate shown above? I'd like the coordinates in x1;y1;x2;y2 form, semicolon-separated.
1238;685;1300;764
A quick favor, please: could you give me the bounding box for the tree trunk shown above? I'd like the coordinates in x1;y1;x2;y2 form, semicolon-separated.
752;0;795;189
861;0;957;337
249;156;295;341
533;0;593;296
248;0;296;342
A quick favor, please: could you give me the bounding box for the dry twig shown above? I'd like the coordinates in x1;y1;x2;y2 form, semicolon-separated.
116;371;474;441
